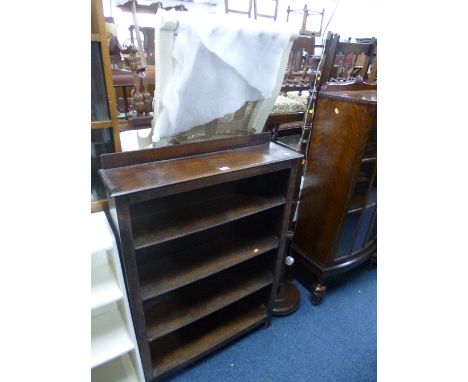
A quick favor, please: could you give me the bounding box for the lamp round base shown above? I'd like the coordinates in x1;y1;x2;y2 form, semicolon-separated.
272;280;300;316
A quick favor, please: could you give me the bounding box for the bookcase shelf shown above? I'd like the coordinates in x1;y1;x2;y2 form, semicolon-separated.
151;302;268;379
90;212;145;381
91;304;135;368
91;352;140;382
138;231;279;300
132;193;285;250
145;268;273;341
100;134;302;381
91;264;123;311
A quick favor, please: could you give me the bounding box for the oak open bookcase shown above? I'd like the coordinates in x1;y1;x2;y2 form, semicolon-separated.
99;134;302;380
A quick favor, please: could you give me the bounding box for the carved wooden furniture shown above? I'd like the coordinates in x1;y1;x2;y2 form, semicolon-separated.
286;4;325;37
224;0;254;18
224;0;278;20
99;134;302;381
253;0;279;21
320;32;377;84
266;33;378;150
266;36;316;144
292;83;377;305
91;0;122;213
282;35;316;95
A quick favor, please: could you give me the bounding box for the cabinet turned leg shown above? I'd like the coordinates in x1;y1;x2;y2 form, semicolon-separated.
311;282;327;306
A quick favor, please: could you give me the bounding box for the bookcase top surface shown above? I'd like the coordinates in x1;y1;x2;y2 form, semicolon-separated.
99;141;302;198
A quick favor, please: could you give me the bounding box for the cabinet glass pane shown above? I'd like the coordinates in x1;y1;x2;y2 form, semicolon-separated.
277;134;301;150
364;177;377;246
334;212;360;259
335;161;376;259
363;125;377;160
351;187;376;253
366;207;377;245
91;42;110;122
92;128;115;202
348;161;375;212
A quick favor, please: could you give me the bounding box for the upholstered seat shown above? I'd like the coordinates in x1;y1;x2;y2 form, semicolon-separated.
272;92;308;114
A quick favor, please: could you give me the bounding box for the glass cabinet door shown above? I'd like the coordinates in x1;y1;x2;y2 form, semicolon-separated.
91;42;110;122
91;128;115;202
333;158;377;261
351;178;376;253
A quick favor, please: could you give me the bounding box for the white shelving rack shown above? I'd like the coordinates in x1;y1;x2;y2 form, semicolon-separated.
91;212;145;382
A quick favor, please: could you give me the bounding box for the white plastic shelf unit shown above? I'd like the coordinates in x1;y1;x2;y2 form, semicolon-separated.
91;212;145;381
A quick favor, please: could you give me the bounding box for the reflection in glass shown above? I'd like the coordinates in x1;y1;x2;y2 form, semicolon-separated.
91;128;115;202
277;133;302;150
91;42;110;121
348;161;375;211
334;212;360;259
351;188;376;252
335;160;377;259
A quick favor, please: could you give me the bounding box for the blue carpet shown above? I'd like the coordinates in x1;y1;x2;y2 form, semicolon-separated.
166;265;377;382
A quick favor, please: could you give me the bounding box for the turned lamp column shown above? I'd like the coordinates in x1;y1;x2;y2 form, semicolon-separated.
273;153;306;316
273;91;316;314
273;230;300;316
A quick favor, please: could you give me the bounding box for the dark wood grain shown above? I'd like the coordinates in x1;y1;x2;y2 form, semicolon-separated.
292;88;377;305
151;303;267;379
112;200;154;381
101;132;271;169
100;140;302;198
139;233;279;300
99;135;302;379
321;81;377;93
145;269;273;341
132;193;285;250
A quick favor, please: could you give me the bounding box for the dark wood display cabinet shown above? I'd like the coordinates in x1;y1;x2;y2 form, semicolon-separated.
292;85;377;305
99;133;302;381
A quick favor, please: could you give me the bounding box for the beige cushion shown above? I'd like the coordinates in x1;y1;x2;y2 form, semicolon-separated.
286;91;309;108
272;94;307;114
272;91;310;114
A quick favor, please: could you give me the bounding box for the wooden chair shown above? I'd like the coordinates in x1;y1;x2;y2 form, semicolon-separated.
286;4;325;37
265;36;316;144
224;0;279;21
224;0;254;18
281;35;316;94
136;11;298;148
264;33;377;148
253;0;279;21
319;32;377;85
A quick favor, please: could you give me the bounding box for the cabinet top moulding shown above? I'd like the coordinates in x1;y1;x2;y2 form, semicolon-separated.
319;89;377;105
99;133;303;201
